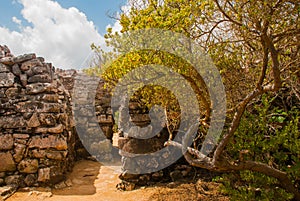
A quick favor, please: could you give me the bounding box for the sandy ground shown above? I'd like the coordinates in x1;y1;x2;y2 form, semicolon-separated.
6;160;229;201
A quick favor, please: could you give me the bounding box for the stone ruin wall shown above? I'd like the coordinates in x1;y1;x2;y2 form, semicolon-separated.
0;45;191;189
0;46;114;188
0;45;74;187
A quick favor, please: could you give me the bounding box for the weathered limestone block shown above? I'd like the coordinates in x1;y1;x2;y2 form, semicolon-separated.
0;72;15;87
0;64;10;73
20;73;27;87
119;137;165;155
0;135;14;150
39;113;56;126
46;151;67;160
24;174;36;186
39;94;59;103
39;103;61;113
13;144;26;163
13;53;36;64
13;134;30;139
26;83;56;94
5;87;20;99
5;175;23;186
34;127;48;133
26;113;41;128
16;101;43;113
0;152;16;172
12;64;21;76
0;116;26;129
21;58;42;71
32;66;49;75
28;74;52;83
48;124;64;134
18;159;39;173
0;57;14;65
31;149;46;158
38;168;50;182
29;135;68;150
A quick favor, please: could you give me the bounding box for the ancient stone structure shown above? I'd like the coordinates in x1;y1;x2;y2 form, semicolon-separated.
0;46;114;187
0;45;191;190
56;69;115;160
0;45;74;187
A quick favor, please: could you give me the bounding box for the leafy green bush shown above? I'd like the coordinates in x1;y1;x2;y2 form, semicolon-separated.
215;93;299;200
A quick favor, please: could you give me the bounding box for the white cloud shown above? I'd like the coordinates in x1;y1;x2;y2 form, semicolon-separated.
12;16;22;25
106;0;147;34
0;0;106;69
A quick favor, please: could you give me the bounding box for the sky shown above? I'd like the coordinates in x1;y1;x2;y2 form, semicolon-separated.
0;0;129;69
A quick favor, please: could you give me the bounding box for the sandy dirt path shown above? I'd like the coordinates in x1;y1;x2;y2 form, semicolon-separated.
7;160;160;201
7;160;228;201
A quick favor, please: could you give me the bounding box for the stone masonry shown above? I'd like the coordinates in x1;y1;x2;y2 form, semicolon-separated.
0;46;114;187
0;45;191;190
0;45;75;187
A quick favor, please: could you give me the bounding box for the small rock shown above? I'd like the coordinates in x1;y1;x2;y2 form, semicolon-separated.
28;74;52;83
20;73;28;87
0;57;14;65
39;114;56;126
170;170;183;181
26;113;41;128
12;64;21;76
32;66;49;75
46;151;64;160
38;168;50;182
116;181;136;191
0;72;15;87
13;134;30;139
18;159;39;173
0;63;10;72
5;175;23;186
166;182;180;188
26;83;49;94
0;152;16;172
20;59;42;71
24;174;36;186
5;87;20;99
29;135;68;151
0;135;14;150
119;171;140;181
48;124;63;134
31;149;46;158
65;179;72;187
13;143;26;162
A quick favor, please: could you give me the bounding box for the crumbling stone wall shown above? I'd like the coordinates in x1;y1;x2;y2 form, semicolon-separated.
0;45;190;190
0;45;75;187
56;69;115;160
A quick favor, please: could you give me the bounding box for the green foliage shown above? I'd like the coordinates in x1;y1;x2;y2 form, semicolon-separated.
86;0;300;198
217;94;300;200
